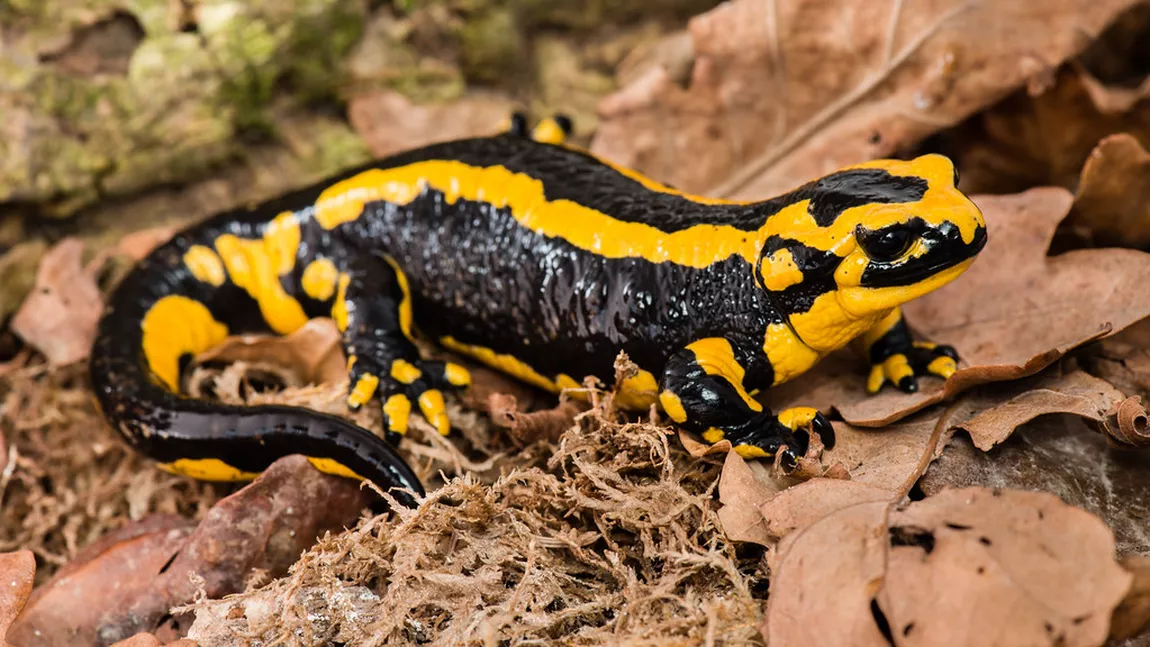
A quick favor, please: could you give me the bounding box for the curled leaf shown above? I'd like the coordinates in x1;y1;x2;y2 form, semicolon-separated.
1065;133;1150;248
956;369;1126;450
1108;396;1150;447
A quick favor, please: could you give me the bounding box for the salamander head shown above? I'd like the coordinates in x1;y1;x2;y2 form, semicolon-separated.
755;154;986;349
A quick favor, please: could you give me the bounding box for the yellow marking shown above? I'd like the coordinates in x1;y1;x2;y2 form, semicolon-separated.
383;257;416;342
158;458;260;481
331;272;351;331
347;355;357;371
444;362;471;386
440;336;560;392
734;444;772;459
834;254;976;328
883;354;914;384
531;118;568;145
928;355;957;379
555;374;581;391
141;295;229;391
686;338;763;412
348;373;380;408
214;211;307;335
702;427;726;444
418;389;450;436
301;257;339;301
615;368;660;409
307;457;365;481
867;364;886;394
760;248;804;291
390;359;422;384
383;394;411;434
659;390;688;423
777;406;819;431
183;245;226;287
763;322;824;386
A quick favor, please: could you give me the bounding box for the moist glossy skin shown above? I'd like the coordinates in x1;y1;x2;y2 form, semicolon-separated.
89;122;987;503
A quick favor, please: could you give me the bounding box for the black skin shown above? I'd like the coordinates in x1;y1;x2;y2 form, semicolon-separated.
90;121;986;506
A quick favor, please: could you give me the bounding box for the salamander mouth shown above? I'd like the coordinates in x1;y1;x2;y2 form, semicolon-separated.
860;223;987;289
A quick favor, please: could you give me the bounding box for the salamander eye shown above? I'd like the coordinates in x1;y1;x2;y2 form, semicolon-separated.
856;225;914;262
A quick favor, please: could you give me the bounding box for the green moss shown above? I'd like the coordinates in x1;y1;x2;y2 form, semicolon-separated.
459;7;524;85
286;3;366;104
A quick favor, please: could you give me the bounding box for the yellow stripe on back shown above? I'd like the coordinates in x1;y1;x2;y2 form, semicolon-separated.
312;161;771;269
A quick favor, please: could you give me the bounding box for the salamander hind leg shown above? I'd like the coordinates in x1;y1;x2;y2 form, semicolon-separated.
861;308;958;394
335;254;470;442
658;339;834;466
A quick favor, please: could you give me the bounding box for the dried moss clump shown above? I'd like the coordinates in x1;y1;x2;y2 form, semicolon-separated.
185;404;766;645
0;358;219;582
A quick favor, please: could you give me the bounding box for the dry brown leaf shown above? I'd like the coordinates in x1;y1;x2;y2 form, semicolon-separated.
591;0;1139;200
349;90;513;159
11;238;102;366
116;226;178;261
764;500;891;646
766;487;1132;647
768;189;1150;427
1111;555;1150;641
109;634;164;647
9;457;367;646
879;488;1133;647
194;318;346;386
716;452;778;545
941;66;1150;196
830;370;1135;485
678;429;731;457
1086;318;1150;396
957;369;1126;450
0;550;35;647
1065;133;1150;248
757;478;892;543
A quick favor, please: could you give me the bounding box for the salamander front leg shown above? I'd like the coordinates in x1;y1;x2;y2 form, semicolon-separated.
658;339;834;465
860;308;958;394
335;254;471;442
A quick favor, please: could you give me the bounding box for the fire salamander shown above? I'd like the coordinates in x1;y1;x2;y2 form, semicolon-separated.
90;115;988;506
